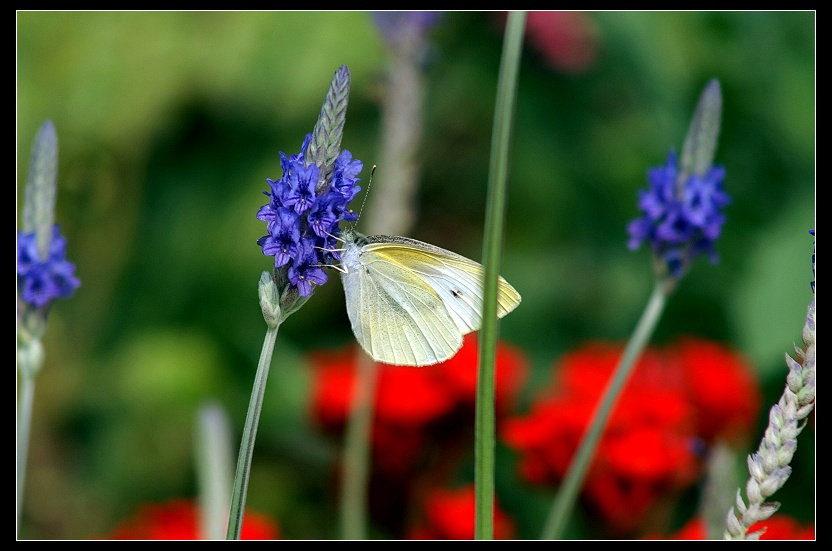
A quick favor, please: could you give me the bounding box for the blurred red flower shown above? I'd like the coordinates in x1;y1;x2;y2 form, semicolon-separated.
495;11;599;73
666;515;814;540
310;347;453;476
501;342;699;533
673;336;762;444
501;337;761;535
106;499;279;540
310;348;456;432
437;334;529;416
407;484;515;540
310;335;528;474
310;336;528;536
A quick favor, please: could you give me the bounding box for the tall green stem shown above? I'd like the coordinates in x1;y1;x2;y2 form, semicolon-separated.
226;323;279;539
475;9;525;540
16;373;36;536
340;353;378;539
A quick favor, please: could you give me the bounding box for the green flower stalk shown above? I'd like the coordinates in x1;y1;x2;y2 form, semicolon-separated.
227;66;362;539
476;10;526;540
339;352;378;540
543;80;728;539
17;120;80;537
724;233;815;540
363;11;441;236
336;12;444;540
700;442;742;539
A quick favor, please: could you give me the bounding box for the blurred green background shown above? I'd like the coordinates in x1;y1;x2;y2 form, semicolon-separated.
17;11;814;539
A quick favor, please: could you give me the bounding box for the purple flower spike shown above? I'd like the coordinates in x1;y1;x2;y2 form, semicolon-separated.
627;151;729;279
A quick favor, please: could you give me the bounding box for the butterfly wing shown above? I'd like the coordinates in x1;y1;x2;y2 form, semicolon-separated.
342;245;463;366
362;236;522;335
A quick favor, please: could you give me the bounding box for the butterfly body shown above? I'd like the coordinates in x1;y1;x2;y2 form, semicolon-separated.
339;228;521;366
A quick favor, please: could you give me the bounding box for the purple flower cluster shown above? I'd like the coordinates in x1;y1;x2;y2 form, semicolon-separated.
810;229;815;293
257;134;362;296
17;225;81;308
627;151;730;278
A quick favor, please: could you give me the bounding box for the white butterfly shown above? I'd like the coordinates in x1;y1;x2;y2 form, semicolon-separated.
338;228;521;366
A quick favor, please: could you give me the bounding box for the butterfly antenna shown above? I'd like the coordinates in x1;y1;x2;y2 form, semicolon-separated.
320;231;346;249
323;262;347;274
351;164;376;229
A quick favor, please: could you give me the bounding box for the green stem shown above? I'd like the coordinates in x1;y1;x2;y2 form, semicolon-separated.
339;353;379;539
475;10;525;541
541;282;668;539
226;323;279;539
16;373;36;537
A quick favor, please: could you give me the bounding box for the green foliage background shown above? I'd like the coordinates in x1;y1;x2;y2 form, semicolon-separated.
17;11;814;539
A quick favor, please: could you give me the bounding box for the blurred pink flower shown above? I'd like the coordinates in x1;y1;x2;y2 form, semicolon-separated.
524;11;600;73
